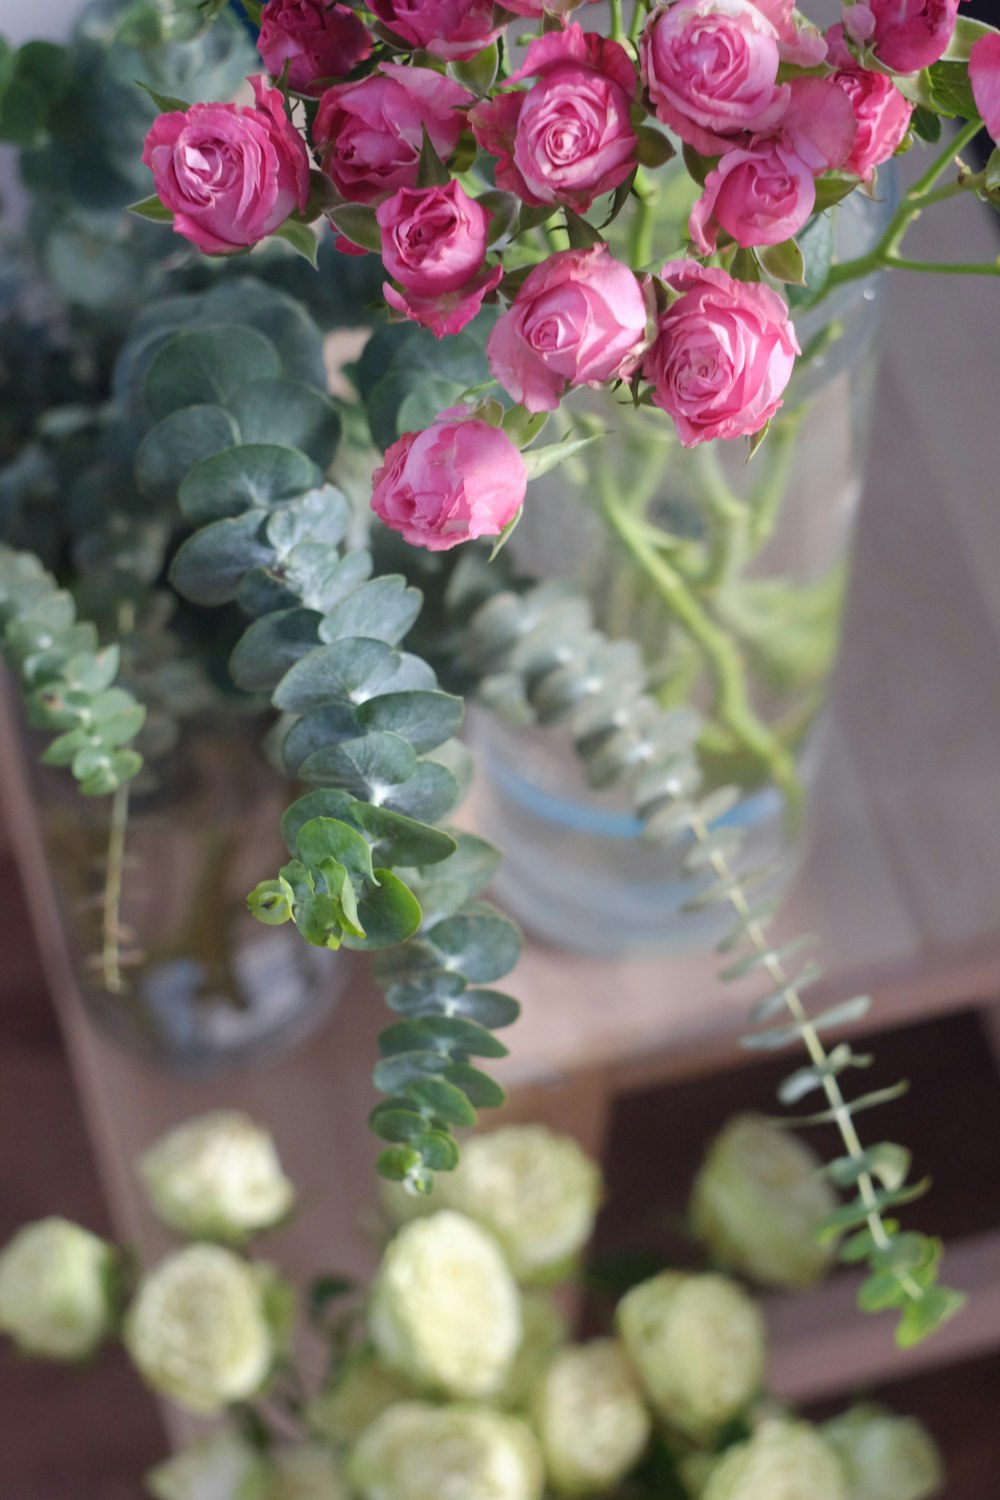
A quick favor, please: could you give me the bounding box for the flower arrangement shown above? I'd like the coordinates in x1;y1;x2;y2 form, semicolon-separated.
0;1111;948;1500
0;0;997;1379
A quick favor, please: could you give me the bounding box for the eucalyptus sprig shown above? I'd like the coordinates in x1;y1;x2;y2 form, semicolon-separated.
458;574;964;1346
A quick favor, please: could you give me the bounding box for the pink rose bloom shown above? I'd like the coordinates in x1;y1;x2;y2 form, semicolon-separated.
377;181;503;336
369;0;506;59
752;0;827;62
472;27;637;212
641;0;789;156
826;26;913;180
371;416;527;551
643;260;799;446
142;76;309;254
971;32;1000;141
869;0;960;72
257;0;371;94
487;245;650;412
689;77;857;252
314;64;473;203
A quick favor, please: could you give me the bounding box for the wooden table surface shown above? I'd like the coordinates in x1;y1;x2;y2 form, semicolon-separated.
3;157;1000;1425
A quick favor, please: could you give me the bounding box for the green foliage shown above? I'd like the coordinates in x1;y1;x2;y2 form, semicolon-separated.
0;547;144;794
458;572;962;1347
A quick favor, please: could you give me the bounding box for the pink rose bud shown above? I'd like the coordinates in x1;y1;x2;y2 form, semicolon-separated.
371;416;527;551
970;33;1000;142
369;0;507;59
257;0;372;94
377;182;503;337
314;64;474;204
826;26;914;181
472;25;637;212
689;77;857;252
487;244;650;412
868;0;959;72
142;76;309;254
640;0;789;157
643;260;799;446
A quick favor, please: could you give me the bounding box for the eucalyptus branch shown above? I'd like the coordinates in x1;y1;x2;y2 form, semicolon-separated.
460;574;964;1345
101;783;132;995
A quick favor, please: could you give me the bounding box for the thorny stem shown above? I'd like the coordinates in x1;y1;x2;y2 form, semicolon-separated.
685;804;926;1303
101;783;131;995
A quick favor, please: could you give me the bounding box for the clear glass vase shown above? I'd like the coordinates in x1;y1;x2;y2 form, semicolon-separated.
35;719;340;1073
470;188;894;955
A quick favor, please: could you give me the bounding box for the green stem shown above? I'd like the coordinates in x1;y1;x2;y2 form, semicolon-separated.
602;496;801;809
610;0;624;42
825;119;986;290
101;784;131;995
628;0;648;42
883;255;1000;275
628;171;658;268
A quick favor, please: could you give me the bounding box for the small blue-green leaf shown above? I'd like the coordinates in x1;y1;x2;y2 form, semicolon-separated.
281;703;361;775
145;326;281;418
169;509;272;606
229;609;322;693
301;731;418;799
179;444;321;523
273;638;403;712
136;405;241;501
229;379;341;468
441;1062;506;1109
358;691;463;754
319;576;422;646
424;903;522;984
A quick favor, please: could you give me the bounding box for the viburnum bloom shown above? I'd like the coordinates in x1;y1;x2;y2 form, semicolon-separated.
0;1218;116;1361
256;0;372;94
823;1407;944;1500
471;26;637;212
535;1340;652;1494
643;261;799;446
640;0;790;156
826;26;914;180
349;1403;544;1500
142;77;309;254
689;77;857;252
701;1420;848;1500
377;183;503;337
372;416;527;552
868;0;960;72
369;0;507;59
970;32;1000;141
314;65;474;204
487;245;650;412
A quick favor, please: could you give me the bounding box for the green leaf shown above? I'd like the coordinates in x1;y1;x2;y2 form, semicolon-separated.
267;486;351;553
365;370;467;452
271;218;320;266
564;210;604;249
895;1286;967;1347
787;213;834;307
301;731;418;800
417;124;451;188
382;760;459;823
229;609;323;693
927;59;978;119
730;246;762;283
479;190;520;246
441;1062;506;1109
248;877;295;925
319;576;422;646
942;15;998;60
145;326;283;418
447;41;499;95
178;445;321;523
358;691;463;754
425;904;521;984
501;406;548;448
379;1015;507;1059
375;1145;428;1183
370;1104;431;1143
169;510;272;606
134;79;192;113
328;203;382;253
273;638;406;712
911;104;942;143
413;1129;460;1172
281;790;456;866
281;704;362;775
522;433;600;482
407;1076;479;1126
636;126;675;168
812;172;861;210
373;1050;449;1093
757;237;806;286
128;195;174;223
229;380;341;469
295;815;376;886
137;405;241;502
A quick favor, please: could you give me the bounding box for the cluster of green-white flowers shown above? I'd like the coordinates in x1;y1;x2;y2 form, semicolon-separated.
0;1112;946;1500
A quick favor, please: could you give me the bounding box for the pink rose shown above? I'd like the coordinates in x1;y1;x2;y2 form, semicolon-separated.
377;182;503;336
142;76;309;254
752;0;827;62
369;0;506;59
640;0;788;156
869;0;959;72
643;260;799;446
827;27;913;180
314;64;473;203
487;244;650;412
371;416;527;551
689;78;857;252
257;0;372;94
471;26;637;211
971;32;1000;141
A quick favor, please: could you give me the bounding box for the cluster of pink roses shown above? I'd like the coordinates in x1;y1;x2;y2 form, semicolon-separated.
140;0;997;550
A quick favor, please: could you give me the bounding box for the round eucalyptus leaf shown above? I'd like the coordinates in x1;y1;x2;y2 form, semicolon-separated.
372;1049;449;1094
382;759;458;824
281;703;361;775
300;730;418;799
273;637;404;713
136;404;240;501
347;868;422;950
228;608;323;693
178;444;321;523
406;1076;478;1127
413;1129;459;1172
365;370;466;452
229;378;342;468
168;509;271;606
369;1105;429;1144
385;971;468;1015
450;989;520;1030
380;1016;508;1060
145;324;281;418
441;1062;506;1109
375;1145;426;1183
319;575;422;647
425;903;522;984
357;690;463;754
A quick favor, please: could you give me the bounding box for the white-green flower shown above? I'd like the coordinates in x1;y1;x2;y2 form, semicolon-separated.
146;1433;271;1500
271;1444;349;1500
823;1406;944;1500
690;1114;837;1289
412;1127;602;1284
139;1111;295;1244
369;1211;521;1398
348;1401;544;1500
616;1271;765;1442
124;1243;278;1414
535;1339;651;1495
0;1217;115;1360
702;1420;848;1500
306;1348;417;1447
497;1293;567;1411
